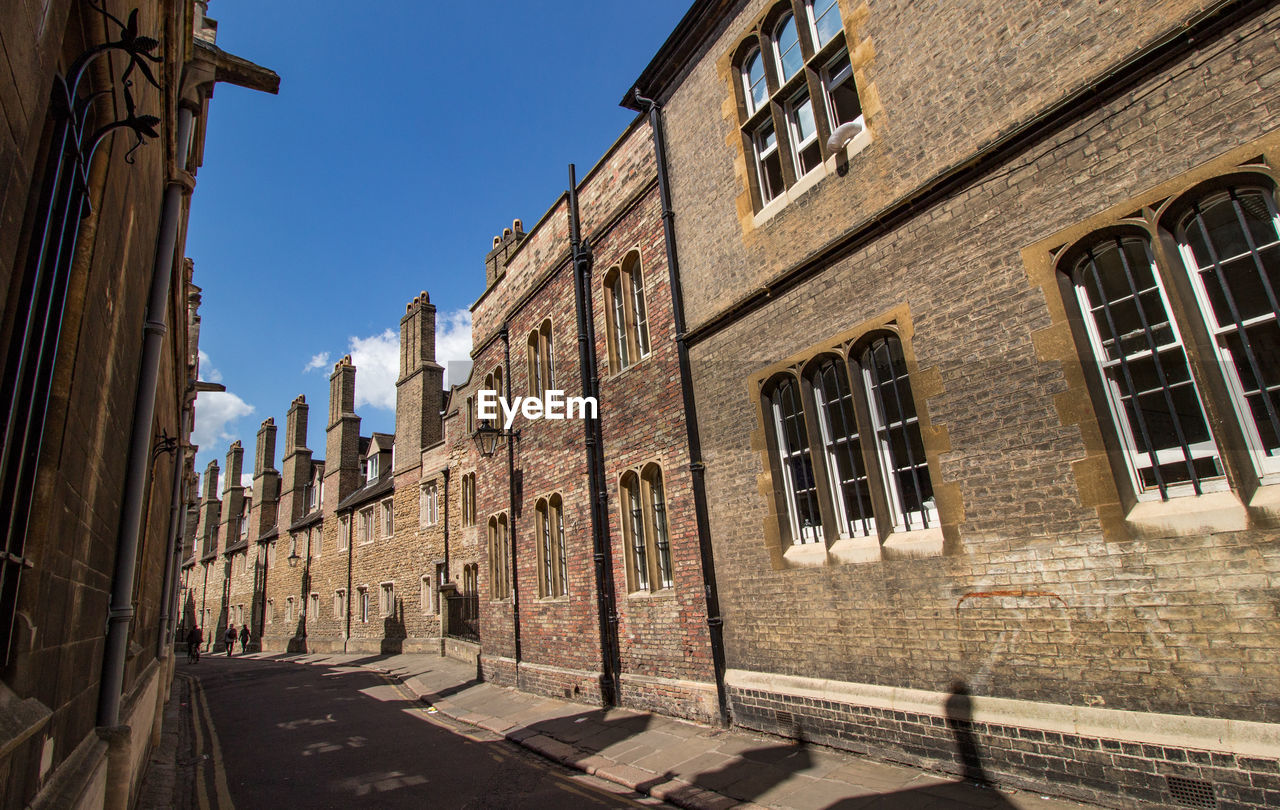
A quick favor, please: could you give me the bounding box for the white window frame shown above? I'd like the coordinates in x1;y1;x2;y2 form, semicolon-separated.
753;118;783;204
785;86;821;178
1071;239;1224;500
742;47;768;115
773;13;802;84
338;514;350;551
357;587;369;623
807;0;843;50
421;483;438;528
1176;189;1280;480
379;581;395;617
380;499;394;537
359;507;374;544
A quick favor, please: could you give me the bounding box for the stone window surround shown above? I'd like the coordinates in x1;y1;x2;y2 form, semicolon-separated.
617;462;676;596
333;589;346;620
748;304;959;569
601;248;652;376
380;497;394;538
421;481;439;528
488;512;511;601
1026;136;1280;540
533;493;569;600
379;581;395;617
357;506;374;545
527;318;555;398
722;0;881;229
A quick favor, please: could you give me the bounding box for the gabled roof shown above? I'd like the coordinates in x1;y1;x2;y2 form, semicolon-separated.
336;469;395;513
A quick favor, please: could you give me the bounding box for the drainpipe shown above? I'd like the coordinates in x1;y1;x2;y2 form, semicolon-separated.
633;90;729;725
500;326;522;667
568;165;621;705
442;467;450;581
154;441;189;658
97;103;196;728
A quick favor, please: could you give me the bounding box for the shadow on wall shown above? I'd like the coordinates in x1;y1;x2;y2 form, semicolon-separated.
382;599;406;655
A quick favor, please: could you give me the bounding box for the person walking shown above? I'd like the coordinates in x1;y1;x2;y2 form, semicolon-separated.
239;624;250;654
224;623;237;658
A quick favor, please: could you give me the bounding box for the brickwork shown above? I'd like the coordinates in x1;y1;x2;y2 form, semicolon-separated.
730;685;1280;810
468;118;716;721
636;0;1280;805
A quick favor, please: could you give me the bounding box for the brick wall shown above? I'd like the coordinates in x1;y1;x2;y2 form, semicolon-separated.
655;0;1280;805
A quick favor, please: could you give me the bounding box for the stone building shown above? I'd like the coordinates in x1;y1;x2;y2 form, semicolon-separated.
620;0;1280;806
0;1;275;807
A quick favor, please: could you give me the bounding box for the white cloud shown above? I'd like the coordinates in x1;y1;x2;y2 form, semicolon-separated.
348;329;399;411
436;308;472;388
303;351;330;373
197;349;223;383
192;390;254;455
241;472;254;489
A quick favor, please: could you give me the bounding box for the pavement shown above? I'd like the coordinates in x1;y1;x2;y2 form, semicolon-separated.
142;650;1102;810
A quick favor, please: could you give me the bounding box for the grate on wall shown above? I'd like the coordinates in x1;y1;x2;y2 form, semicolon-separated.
1166;775;1216;808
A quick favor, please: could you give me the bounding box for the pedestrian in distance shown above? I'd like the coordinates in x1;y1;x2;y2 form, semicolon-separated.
224;623;237;658
239;624;250;654
186;625;202;664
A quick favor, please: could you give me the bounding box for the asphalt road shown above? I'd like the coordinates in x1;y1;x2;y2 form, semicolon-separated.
181;656;669;809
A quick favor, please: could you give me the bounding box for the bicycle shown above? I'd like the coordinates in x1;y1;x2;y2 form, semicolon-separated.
186;642;200;664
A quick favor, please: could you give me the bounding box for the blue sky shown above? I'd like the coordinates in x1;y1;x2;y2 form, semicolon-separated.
188;1;691;478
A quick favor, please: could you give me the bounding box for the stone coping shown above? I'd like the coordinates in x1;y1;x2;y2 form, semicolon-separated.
725;669;1280;758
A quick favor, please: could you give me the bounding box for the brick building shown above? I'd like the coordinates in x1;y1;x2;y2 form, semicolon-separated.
466;115;718;721
620;0;1280;806
0;1;275;807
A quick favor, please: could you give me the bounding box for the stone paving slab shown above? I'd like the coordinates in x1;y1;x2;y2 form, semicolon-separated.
245;652;1106;810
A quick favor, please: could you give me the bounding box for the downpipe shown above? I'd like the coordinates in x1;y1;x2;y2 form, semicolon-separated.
633;90;730;725
568;165;621;705
97;104;195;727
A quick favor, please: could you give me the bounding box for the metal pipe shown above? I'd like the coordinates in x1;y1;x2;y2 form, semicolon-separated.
442;467;451;581
154;442;188;658
632;91;729;725
501;326;522;667
97;104;195;727
568;164;620;705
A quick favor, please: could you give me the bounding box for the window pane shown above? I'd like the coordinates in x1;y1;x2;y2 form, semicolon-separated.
744;50;768;113
612;277;630;368
861;337;935;529
776;15;802;82
554;502;567;597
811;0;842;47
1179;189;1280;465
814;359;875;537
1075;237;1223;496
649;472;673;589
772;378;822;542
823;51;862;128
630;268;650;357
627;480;649;590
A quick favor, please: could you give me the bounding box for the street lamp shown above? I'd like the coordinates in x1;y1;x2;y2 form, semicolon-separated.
287;548;301;568
471;422;505;458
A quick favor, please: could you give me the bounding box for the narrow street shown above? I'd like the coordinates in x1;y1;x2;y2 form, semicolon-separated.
178;656;667;809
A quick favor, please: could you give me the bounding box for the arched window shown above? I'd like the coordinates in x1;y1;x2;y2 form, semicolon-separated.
810;356;875;538
534;494;568;598
619;466;674;592
602;252;652;373
528;319;554;397
1057;179;1280;501
773;14;802;82
487;514;509;600
551;494;568;596
767;374;823;543
807;0;842;48
762;333;937;548
735;0;863;209
742;46;767;115
1175;187;1280;475
858;335;936;531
